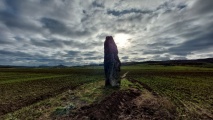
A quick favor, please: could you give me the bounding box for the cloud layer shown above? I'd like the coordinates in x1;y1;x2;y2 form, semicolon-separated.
0;0;213;66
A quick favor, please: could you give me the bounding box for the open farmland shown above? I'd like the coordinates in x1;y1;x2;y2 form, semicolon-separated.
0;68;105;116
0;64;213;119
124;64;213;119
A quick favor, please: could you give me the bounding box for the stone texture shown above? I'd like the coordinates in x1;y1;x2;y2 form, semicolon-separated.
104;36;121;87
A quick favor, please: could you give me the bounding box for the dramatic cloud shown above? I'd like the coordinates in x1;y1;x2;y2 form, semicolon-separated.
0;0;213;66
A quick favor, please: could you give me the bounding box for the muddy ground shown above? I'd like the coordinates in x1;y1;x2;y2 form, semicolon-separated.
60;79;176;120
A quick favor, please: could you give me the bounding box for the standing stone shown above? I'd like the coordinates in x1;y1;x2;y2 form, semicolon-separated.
104;36;121;87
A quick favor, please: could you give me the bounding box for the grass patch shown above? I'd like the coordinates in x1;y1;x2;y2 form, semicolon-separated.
0;68;104;116
126;64;213;119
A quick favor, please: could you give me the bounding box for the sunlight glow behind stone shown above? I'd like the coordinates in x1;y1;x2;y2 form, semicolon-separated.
114;33;131;48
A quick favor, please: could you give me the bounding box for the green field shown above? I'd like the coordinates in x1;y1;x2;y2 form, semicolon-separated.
0;68;104;116
0;64;213;119
125;64;213;119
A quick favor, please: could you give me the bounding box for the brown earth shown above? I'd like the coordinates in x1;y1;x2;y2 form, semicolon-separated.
60;88;176;120
0;83;85;116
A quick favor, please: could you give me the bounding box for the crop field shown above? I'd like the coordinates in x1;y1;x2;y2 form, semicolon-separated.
125;64;213;119
0;68;105;116
0;64;213;119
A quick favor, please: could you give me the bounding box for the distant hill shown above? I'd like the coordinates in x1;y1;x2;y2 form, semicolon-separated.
0;64;68;68
121;58;213;66
38;64;68;68
0;58;212;68
0;65;33;68
54;64;68;68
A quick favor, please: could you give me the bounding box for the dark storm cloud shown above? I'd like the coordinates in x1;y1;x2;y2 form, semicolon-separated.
143;24;213;56
0;49;72;66
0;10;38;31
31;39;64;48
41;18;68;34
151;55;171;61
192;0;213;14
147;40;175;48
161;0;213;57
65;50;80;57
107;9;152;16
0;50;32;57
30;38;102;49
0;39;9;44
40;17;90;37
83;51;98;56
156;1;187;12
76;57;83;61
169;32;213;55
92;1;104;8
134;58;145;61
143;50;166;55
0;50;53;62
0;1;42;33
84;56;102;60
131;52;138;55
0;10;19;27
177;4;187;10
122;56;129;60
0;37;11;44
139;0;213;60
34;58;65;64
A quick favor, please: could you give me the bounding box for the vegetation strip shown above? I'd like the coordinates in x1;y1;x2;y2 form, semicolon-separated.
127;77;159;96
0;81;82;116
0;73;103;116
0;75;70;84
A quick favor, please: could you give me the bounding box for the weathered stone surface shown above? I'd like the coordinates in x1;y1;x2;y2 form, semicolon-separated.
104;36;121;87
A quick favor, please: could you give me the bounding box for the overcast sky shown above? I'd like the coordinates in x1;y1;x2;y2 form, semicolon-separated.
0;0;213;66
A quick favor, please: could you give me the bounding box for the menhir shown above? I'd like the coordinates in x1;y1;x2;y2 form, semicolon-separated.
104;36;121;87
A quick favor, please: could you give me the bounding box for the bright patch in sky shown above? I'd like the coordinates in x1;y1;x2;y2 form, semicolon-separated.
0;0;213;66
114;33;131;48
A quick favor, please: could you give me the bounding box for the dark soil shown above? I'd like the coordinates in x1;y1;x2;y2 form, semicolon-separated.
0;84;84;116
61;88;176;120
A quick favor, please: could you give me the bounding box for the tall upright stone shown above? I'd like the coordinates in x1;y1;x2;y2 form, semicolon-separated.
104;36;121;87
